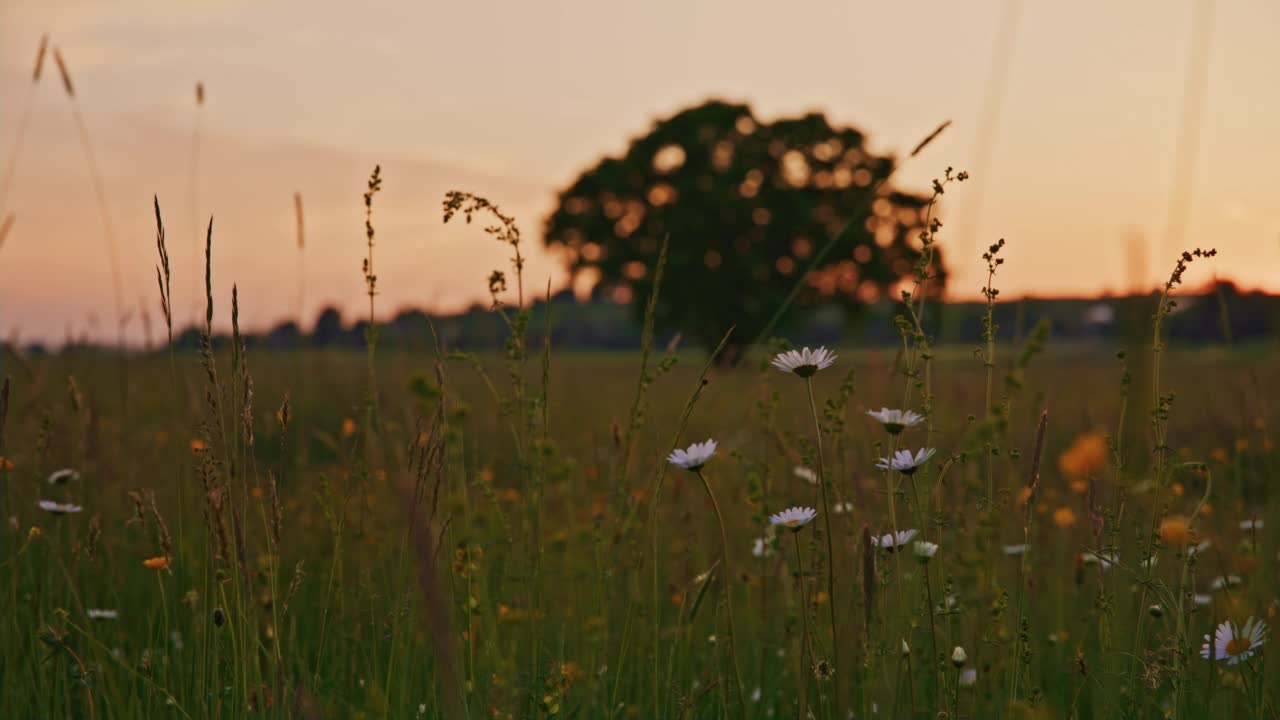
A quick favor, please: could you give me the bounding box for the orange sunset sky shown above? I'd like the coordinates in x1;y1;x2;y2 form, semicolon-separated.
2;0;1278;346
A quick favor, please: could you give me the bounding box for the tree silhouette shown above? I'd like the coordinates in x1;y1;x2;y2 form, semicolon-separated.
311;306;345;347
544;99;941;360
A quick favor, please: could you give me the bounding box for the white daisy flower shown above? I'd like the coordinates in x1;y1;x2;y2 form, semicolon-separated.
37;500;83;515
833;501;854;514
1194;594;1212;607
866;408;925;435
1240;518;1264;531
770;346;837;378
87;608;118;620
875;448;936;475
871;529;918;552
793;465;819;485
1139;555;1158;570
47;468;81;485
951;646;967;667
1003;544;1030;556
958;668;977;687
768;506;818;531
751;537;775;558
750;687;761;703
1210;575;1242;591
1202;617;1267;665
667;439;717;471
1189;540;1212;557
913;540;938;560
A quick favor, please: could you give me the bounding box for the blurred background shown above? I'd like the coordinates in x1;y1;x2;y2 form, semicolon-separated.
1;0;1277;348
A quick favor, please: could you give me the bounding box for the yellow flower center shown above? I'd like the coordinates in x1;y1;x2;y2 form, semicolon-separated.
786;519;800;527
1225;637;1252;656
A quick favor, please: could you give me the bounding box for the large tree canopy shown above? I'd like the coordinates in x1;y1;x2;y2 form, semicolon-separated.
543;99;941;357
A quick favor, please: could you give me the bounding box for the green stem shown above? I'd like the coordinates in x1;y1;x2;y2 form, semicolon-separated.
805;377;841;714
696;468;747;717
923;556;941;711
794;532;811;719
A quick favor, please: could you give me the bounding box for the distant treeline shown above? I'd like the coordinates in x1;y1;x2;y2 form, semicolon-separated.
34;281;1280;354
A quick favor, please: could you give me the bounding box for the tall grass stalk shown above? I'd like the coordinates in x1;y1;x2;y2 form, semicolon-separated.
791;529;812;719
0;214;14;253
645;327;734;714
888;167;965;713
1171;464;1212;718
693;466;747;717
1009;409;1046;704
1126;247;1216;706
401;350;465;718
748;120;952;352
362;166;383;434
189;82;205;324
441;189;539;710
804;374;841;717
980;238;1005;506
0;34;47;218
294;191;306;323
53;47;124;343
618;235;670;496
152;197;176;383
602;233;671;712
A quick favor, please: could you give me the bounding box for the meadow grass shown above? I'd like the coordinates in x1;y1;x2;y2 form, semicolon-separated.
1;337;1277;718
0;181;1276;720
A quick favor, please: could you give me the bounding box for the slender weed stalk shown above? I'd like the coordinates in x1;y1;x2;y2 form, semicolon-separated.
0;34;47;218
980;238;1006;506
617;234;671;496
693;466;747;717
441;189;540;710
748;119;952;352
643;328;734;714
1009;409;1046;704
883;167;964;713
1126;247;1217;703
53;47;124;342
897;168;967;416
792;528;813;719
0;214;14;253
153;198;175;372
596;232;672;712
803;373;841;716
189;82;204;324
398;346;465;718
294;191;306;323
362;166;383;434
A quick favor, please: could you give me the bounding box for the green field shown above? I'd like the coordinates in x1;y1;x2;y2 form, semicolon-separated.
2;6;1272;718
1;329;1276;719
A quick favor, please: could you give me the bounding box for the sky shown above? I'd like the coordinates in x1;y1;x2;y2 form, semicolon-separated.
1;0;1278;345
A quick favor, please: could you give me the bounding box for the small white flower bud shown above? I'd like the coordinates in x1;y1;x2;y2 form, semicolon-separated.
914;540;938;560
